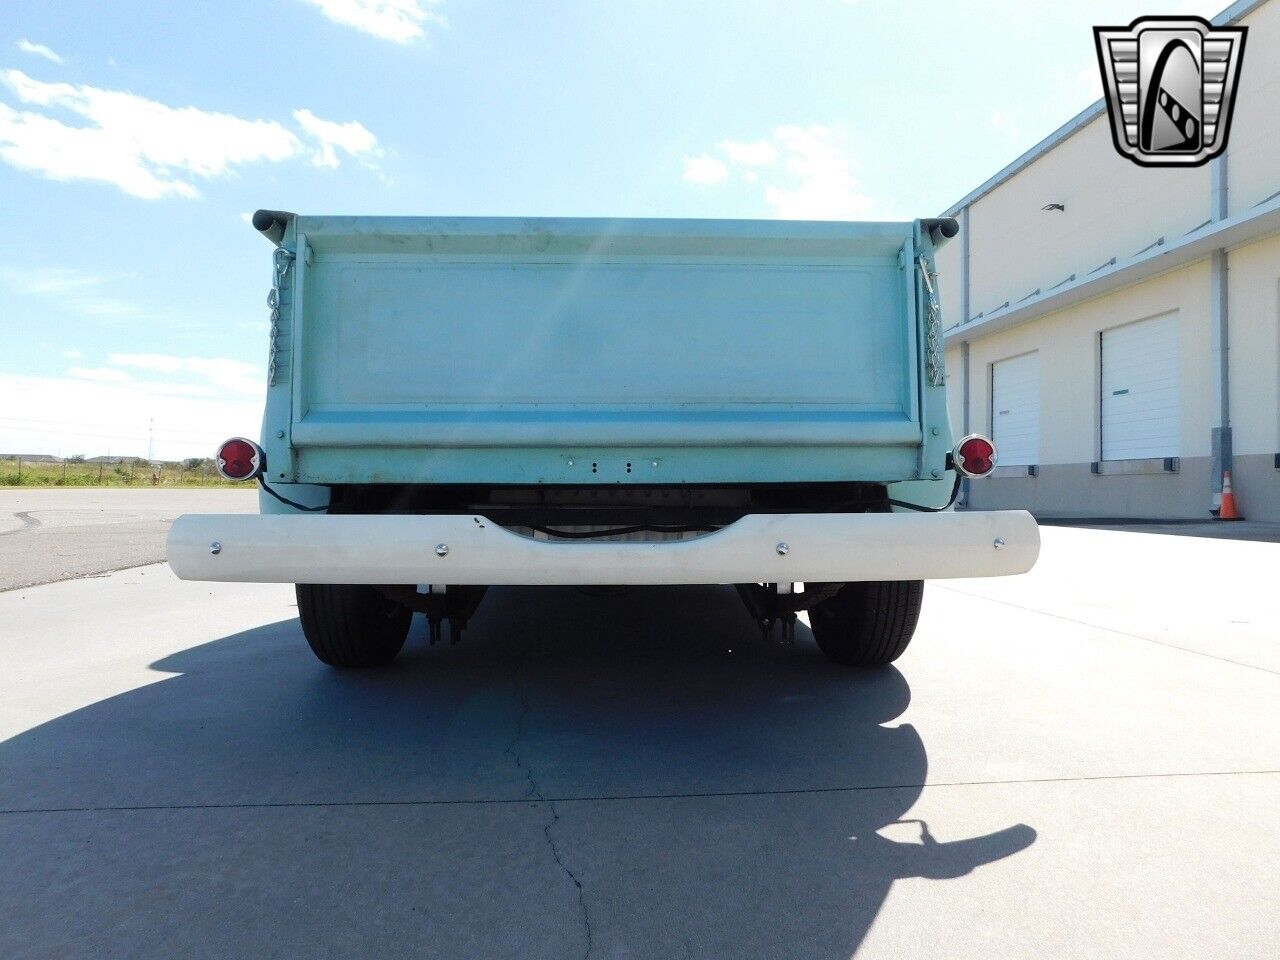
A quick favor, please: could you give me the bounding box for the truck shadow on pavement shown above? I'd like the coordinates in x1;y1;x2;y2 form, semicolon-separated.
0;585;1034;959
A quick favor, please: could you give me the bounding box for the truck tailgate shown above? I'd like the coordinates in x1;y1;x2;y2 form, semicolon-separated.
269;217;936;485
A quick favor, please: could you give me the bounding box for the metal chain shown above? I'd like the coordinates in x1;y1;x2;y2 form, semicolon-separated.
267;247;294;386
917;255;945;387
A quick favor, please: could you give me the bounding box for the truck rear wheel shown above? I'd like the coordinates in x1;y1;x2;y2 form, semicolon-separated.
295;584;413;668
807;580;924;667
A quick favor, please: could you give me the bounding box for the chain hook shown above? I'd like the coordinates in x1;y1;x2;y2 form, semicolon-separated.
266;248;295;386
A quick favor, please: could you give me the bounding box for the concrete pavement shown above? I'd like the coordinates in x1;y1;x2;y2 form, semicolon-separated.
1040;516;1280;543
0;494;1277;958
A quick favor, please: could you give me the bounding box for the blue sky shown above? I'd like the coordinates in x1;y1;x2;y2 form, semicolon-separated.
0;0;1224;460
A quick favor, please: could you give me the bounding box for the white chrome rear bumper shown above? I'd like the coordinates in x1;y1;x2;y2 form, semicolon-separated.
167;511;1038;585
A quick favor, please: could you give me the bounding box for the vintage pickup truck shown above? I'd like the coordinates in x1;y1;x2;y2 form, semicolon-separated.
168;211;1038;668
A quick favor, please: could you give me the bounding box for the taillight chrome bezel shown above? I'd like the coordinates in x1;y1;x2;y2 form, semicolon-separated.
951;433;998;479
215;437;265;482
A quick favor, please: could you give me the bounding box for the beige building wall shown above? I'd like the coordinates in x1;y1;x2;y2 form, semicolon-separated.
967;118;1209;320
1225;231;1280;520
942;0;1279;521
1227;232;1280;455
1227;0;1280;213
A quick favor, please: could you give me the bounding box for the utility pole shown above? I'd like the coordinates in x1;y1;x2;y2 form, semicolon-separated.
148;418;154;463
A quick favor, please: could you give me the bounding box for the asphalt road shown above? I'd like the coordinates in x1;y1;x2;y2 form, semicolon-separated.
1;491;1277;958
0;488;257;591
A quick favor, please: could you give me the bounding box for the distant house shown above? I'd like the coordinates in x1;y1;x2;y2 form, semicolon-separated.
7;454;62;463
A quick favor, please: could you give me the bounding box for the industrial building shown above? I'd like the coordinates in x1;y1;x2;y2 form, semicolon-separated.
940;0;1279;521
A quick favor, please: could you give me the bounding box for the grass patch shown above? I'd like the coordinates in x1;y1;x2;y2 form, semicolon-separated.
0;457;250;488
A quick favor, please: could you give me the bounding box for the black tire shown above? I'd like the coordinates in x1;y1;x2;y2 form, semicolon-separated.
295;584;412;668
807;580;924;667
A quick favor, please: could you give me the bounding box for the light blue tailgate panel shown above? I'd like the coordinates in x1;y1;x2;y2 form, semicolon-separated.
261;217;950;486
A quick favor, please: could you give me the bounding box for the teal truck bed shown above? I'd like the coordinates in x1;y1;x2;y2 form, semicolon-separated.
168;211;1037;670
260;215;949;487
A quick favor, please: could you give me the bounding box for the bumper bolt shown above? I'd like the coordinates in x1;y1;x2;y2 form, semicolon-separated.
776;542;790;556
435;543;449;557
993;538;1005;550
209;541;222;556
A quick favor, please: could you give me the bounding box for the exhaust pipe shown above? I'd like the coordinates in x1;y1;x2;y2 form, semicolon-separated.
921;217;960;247
252;209;294;246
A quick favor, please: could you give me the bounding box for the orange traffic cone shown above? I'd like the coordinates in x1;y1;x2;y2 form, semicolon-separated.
1219;469;1243;521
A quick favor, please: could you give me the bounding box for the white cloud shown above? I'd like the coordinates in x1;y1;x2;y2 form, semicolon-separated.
293;108;382;167
684;124;875;220
0;266;139;318
764;125;873;220
0;70;301;198
0;70;383;199
71;366;132;384
298;0;444;43
0;353;268;458
64;348;82;359
16;39;63;64
719;139;777;167
682;154;728;185
107;353;264;397
0;373;263;461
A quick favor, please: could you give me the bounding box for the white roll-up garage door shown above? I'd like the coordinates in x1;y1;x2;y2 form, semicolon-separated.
1101;313;1180;461
991;352;1040;466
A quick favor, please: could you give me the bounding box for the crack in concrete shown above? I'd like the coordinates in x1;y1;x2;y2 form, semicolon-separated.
503;658;538;801
505;657;595;960
543;799;595;960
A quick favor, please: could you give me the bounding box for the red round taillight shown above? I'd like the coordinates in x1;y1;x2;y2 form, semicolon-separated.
953;434;997;478
215;437;263;481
